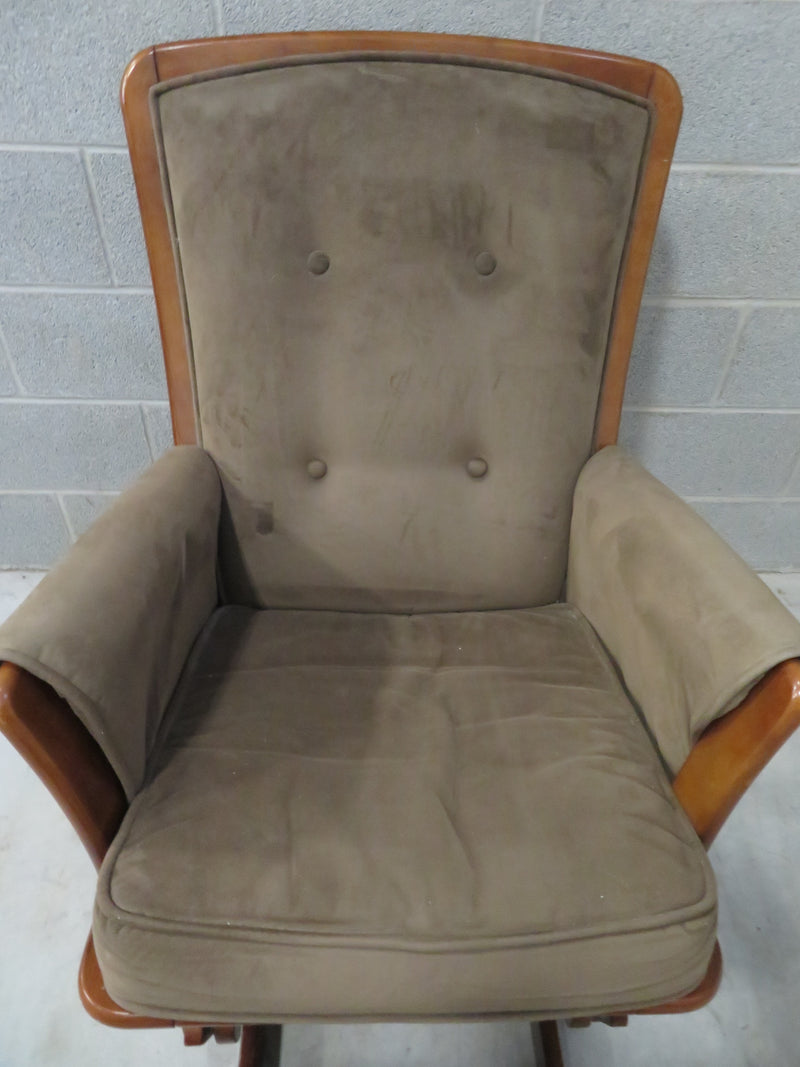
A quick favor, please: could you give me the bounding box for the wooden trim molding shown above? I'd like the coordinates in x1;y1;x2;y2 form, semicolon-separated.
120;47;197;447
150;31;661;89
635;942;723;1016
593;63;681;448
79;933;174;1030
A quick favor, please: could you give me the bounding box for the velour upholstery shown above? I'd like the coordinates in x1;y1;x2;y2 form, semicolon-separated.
94;602;716;1021
568;447;800;774
154;56;651;611
0;447;221;797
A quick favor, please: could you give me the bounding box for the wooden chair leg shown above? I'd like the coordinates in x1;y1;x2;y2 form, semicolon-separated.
567;1014;628;1028
183;1026;212;1046
183;1025;241;1046
533;1021;565;1067
238;1024;282;1067
214;1025;241;1043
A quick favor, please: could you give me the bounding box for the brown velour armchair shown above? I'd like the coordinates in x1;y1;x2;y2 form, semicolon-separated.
2;32;800;1067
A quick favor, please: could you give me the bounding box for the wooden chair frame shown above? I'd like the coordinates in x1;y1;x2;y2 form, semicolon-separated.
1;31;798;1066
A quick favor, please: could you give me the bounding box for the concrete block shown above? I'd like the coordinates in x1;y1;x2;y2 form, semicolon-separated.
0;495;70;568
0;152;109;286
784;454;800;496
646;173;800;299
720;308;800;409
0;403;152;491
0;293;166;400
88;152;151;287
0;342;17;396
222;0;540;37
541;0;800;163
689;500;800;572
619;410;800;496
626;305;737;406
0;1;216;144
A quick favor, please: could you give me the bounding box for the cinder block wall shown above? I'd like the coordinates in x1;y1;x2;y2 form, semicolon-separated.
1;1;799;569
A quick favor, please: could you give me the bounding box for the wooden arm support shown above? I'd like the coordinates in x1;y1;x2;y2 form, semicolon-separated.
672;658;800;848
0;662;127;869
0;661;182;1029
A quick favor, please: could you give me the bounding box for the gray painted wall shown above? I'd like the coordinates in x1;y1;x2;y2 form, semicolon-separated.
1;1;799;569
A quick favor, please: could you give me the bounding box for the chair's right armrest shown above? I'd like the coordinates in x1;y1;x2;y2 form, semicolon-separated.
567;446;800;774
0;446;221;800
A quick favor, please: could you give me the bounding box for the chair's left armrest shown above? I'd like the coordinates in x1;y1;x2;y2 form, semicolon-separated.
0;446;221;801
567;446;800;780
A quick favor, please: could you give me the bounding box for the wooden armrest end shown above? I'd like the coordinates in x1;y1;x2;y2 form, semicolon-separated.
0;661;127;869
673;659;800;848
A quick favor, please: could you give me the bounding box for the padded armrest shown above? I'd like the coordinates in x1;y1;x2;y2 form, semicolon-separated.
0;447;221;798
567;446;800;774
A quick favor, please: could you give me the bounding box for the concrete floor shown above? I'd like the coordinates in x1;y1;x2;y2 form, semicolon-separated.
1;571;800;1067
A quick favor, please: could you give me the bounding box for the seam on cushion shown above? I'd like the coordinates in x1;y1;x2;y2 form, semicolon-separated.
95;918;715;1021
256;604;577;620
560;606;722;867
189;665;619;685
152;52;654;112
98;845;716;953
148;748;450;762
562;605;639;700
96;866;716;953
94;899;717;966
145;738;634;759
138;608;231;789
97;915;715;1022
97;977;710;1025
91;609;238;887
247;605;581;622
0;646;136;799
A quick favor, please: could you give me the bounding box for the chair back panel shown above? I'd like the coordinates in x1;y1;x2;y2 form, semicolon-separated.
154;55;650;610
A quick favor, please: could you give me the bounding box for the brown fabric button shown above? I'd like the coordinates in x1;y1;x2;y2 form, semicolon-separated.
474;252;497;276
307;251;330;275
466;457;488;478
307;459;328;480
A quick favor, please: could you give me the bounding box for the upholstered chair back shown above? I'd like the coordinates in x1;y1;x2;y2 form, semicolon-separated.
154;55;650;610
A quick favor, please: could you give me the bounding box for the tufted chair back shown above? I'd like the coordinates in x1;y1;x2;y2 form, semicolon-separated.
151;51;653;611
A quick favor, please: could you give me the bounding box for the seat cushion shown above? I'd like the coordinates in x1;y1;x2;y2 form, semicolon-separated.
94;604;716;1021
